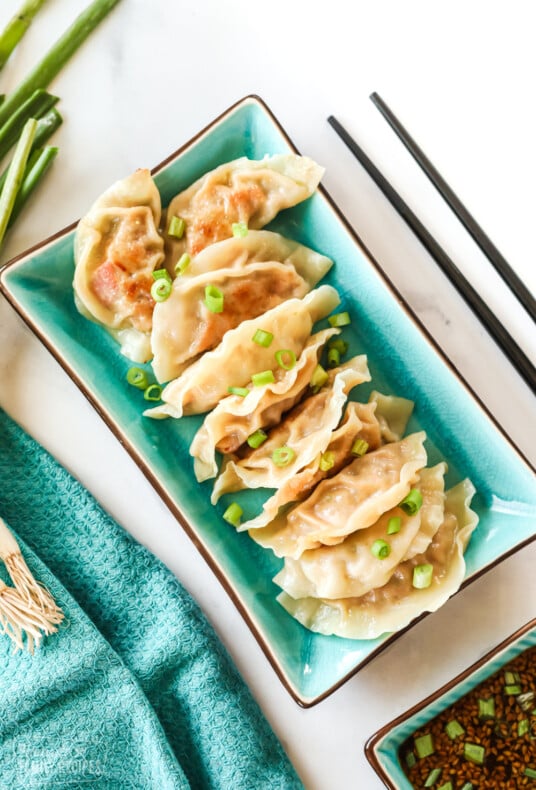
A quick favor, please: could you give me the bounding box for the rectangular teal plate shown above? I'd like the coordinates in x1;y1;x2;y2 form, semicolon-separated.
365;618;536;787
1;95;535;706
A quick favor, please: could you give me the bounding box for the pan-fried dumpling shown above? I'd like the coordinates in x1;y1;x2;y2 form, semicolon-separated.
176;229;333;281
277;479;478;639
145;285;340;419
73;169;165;362
273;464;446;600
151;231;333;383
164;154;324;268
212;355;370;504
252;432;428;559
244;400;416;535
243;403;368;532
190;328;339;482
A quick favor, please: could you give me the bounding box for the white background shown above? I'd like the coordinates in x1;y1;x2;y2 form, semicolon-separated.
0;1;535;788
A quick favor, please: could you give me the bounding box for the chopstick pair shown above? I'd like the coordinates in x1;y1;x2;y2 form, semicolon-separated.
327;98;536;395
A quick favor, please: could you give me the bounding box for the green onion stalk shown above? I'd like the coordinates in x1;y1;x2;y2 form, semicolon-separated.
0;116;37;246
0;107;63;193
0;88;58;162
0;0;49;72
0;0;122;128
7;144;58;227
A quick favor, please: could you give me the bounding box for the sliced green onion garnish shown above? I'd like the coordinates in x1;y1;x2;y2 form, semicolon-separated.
518;719;530;736
275;349;297;370
405;752;416;769
204;284;224;313
413;563;433;589
247;429;268;449
463;742;485;765
272;446;295;467
505;670;521;685
252;369;275;387
319;451;335;472
126;366;149;390
387;516;402;535
252;329;273;347
143;384;162;401
227;386;249;397
327;347;340;368
460;784;474;790
505;684;522;695
437;783;453;790
168;215;186;239
406;752;417;768
445;719;465;740
328;338;348;355
424;768;442;787
310;363;328;391
351;438;369;457
414;733;434;759
223;502;243;527
400;488;423;515
151;278;172;302
232;221;248;237
328;311;351;327
152;268;172;282
524;767;536;780
175;253;191;275
478;698;495;719
516;692;535;711
371;539;390;559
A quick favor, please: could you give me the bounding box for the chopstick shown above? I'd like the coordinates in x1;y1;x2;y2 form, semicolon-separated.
369;91;536;325
326;115;536;394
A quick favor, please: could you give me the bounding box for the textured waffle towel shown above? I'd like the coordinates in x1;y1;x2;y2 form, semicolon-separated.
0;407;302;790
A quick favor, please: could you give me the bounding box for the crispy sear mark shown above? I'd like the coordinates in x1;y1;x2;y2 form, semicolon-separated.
90;209;161;332
191;267;304;358
187;184;267;255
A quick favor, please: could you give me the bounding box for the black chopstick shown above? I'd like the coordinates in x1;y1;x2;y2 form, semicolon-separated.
370;91;536;325
327;114;536;394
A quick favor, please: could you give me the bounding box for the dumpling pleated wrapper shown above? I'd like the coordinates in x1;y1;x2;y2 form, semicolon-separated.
368;390;415;442
176;229;333;281
190;328;339;482
244;402;374;533
277;479;478;640
402;462;448;560
151;231;333;383
145;285;340;419
73;169;165;362
212;355;371;504
163;154;324;268
244;398;416;535
273;463;446;600
252;431;428;559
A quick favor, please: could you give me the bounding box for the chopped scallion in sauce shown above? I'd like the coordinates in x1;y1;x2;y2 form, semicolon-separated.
400;644;536;788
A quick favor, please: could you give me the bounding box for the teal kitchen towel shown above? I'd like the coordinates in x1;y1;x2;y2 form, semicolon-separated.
0;407;303;790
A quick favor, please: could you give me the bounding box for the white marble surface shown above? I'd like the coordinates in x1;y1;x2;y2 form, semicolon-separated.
0;1;535;788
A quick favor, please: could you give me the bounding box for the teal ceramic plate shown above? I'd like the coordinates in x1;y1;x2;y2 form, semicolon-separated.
1;95;535;706
365;618;536;787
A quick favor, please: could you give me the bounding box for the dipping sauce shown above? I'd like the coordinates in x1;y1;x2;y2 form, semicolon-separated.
399;645;536;789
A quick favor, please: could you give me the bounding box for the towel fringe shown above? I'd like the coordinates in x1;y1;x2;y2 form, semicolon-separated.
4;551;64;620
0;578;63;653
0;516;64;653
